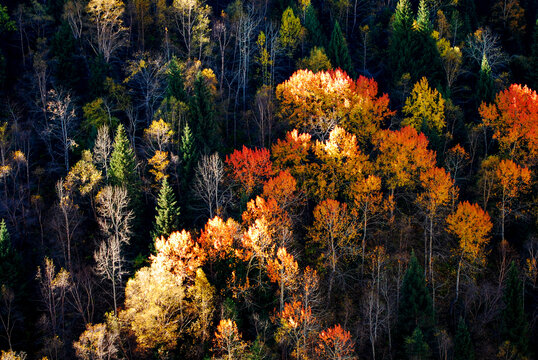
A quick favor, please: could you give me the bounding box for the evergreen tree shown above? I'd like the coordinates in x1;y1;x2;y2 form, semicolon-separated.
500;262;529;355
405;327;431;360
476;55;495;104
180;122;196;181
328;21;353;76
454;317;474;360
189;74;217;154
416;0;431;33
0;219;21;290
151;177;180;243
167;56;186;101
304;4;326;49
397;251;435;352
389;0;415;83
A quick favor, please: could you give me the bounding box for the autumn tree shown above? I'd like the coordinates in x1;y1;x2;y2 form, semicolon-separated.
198;216;240;262
479;84;538;166
275;300;317;360
213;319;249;360
402;77;446;137
73;321;119;360
86;0;128;63
446;201;493;300
267;247;300;312
171;0;211;59
279;7;304;57
315;324;357;360
225;146;273;199
309;199;357;301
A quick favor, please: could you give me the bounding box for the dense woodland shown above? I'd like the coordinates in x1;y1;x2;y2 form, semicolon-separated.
0;0;537;359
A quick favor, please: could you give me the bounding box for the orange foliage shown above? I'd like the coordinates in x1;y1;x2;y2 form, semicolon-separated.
275;300;317;359
447;201;492;263
480;84;538;165
315;324;357;360
151;230;206;282
496;159;532;200
213;319;248;359
418;167;457;216
276;69;394;143
226;146;273;196
262;170;302;211
198;216;241;261
272;129;312;179
374;126;436;192
267;247;300;310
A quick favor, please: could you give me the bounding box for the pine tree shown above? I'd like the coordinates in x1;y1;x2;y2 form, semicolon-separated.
405;327;431;360
416;0;431;33
110;124;137;187
389;0;415;83
476;55;495;104
0;219;21;290
179;123;196;181
453;318;474;360
328;21;353;76
167;56;186;101
304;4;326;49
397;251;435;353
500;262;529;355
151;177;180;243
189;74;217;154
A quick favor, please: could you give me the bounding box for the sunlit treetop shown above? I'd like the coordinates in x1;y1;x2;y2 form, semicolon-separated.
480;84;538;166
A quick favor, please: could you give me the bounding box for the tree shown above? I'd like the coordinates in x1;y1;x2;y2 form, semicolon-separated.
225;146;273;199
109;124;140;208
453;318;474;360
267;247;300;312
446;201;492;300
327;21;352;76
279;7;304;57
73;321;119;360
93;125;112;180
94;186;134;315
0;220;21;290
172;0;211;59
396;252;434;352
476;55;495;104
193;153;231;218
479;84;538;166
187;268;216;345
167;57;186;101
465;28;507;75
86;0;128;63
405;327;431;360
500;262;528;356
151;177;180;242
298;47;332;73
309;199;357;301
198;216;240;262
275;300;317;360
304;4;326;49
190;73;218;153
179;123;196;183
315;325;357;360
213;319;249;360
402;77;446;135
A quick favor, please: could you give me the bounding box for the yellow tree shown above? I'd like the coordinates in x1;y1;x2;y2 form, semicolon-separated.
279;7;304;57
446;201;492;300
267;247;300;312
213;319;249;360
86;0;128;62
309;199;357;301
402;77;446;134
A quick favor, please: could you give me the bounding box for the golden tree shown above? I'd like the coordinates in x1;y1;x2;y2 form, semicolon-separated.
267;247;300;312
402;77;446;134
213;319;249;360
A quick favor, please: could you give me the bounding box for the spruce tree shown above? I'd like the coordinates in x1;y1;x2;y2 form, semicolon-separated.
151;177;180;243
328;21;353;76
454;318;474;360
180;123;196;181
500;262;529;355
0;219;21;290
189;74;217;154
476;55;495;104
416;0;431;32
304;4;326;49
167;56;186;101
397;251;435;352
389;0;415;83
110;124;137;187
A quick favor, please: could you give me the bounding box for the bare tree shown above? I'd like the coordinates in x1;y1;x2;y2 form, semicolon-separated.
94;186;133;315
172;0;212;60
86;0;128;63
252;85;275;147
62;0;85;40
68;267;96;326
93;125;112;180
51;180;82;271
465;27;507;73
46;89;77;173
193;153;231;218
0;286;17;350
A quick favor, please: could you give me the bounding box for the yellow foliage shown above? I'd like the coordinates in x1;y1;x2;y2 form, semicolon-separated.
402;77;446;133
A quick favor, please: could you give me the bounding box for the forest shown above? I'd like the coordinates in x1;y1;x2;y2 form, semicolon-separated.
0;0;537;359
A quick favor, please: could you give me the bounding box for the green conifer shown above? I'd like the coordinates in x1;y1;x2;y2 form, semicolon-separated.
110;124;137;187
405;327;432;360
0;219;21;289
397;251;435;352
476;55;495;104
416;0;431;32
180;123;196;180
454;318;474;360
328;21;353;76
167;56;186;101
304;4;326;49
500;262;529;355
151;177;180;242
189;74;217;154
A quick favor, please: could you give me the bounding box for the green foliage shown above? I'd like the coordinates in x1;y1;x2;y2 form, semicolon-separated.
328;21;353;75
151;177;180;243
167;57;186;101
405;327;431;360
297;47;332;72
279;7;304;57
89;54;110;98
397;252;435;351
500;262;529;355
0;219;21;290
476;55;495;104
82;98;119;147
304;4;326;49
110;124;139;195
416;0;431;32
51;22;82;91
0;5;15;34
189;74;218;154
454;318;474;360
180;122;197;182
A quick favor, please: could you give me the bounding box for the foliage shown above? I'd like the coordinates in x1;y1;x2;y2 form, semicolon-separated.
151;177;180;242
402;77;446;134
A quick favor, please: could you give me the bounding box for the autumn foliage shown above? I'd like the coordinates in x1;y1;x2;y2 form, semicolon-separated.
316;325;357;360
226;146;273;196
